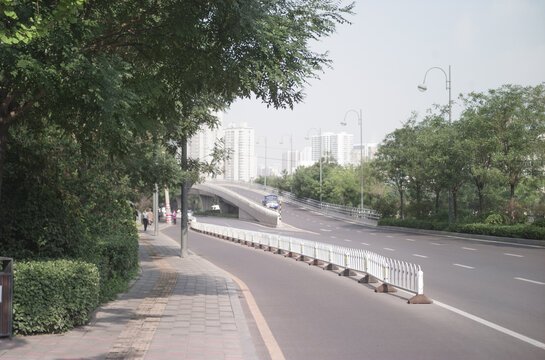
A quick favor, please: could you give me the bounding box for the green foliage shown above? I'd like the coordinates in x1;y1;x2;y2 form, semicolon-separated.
88;235;139;302
371;193;398;219
532;218;545;228
484;213;506;225
378;218;545;240
0;124;91;259
13;259;100;335
378;218;449;231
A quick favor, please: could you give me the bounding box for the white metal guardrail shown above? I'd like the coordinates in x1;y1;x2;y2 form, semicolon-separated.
191;219;429;303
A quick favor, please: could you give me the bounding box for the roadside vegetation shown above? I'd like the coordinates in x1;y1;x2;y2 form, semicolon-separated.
0;1;353;334
256;84;545;240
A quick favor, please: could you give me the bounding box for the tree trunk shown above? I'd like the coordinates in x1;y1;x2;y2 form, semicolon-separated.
399;188;404;219
452;187;459;222
0;122;8;199
180;136;189;258
509;183;516;224
434;189;440;214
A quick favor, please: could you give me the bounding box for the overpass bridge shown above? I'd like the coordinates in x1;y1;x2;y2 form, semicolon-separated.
189;182;280;227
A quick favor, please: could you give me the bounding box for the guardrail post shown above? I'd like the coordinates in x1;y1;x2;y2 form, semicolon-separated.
323;247;339;271
358;252;378;283
309;244;324;266
339;252;357;276
375;262;397;293
285;239;298;258
296;242;310;262
408;270;433;304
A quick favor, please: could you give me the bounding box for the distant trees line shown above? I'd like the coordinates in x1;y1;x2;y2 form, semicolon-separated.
256;84;545;225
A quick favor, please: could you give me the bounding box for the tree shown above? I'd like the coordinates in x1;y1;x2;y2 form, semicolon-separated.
373;121;415;219
466;84;545;221
1;0;355;198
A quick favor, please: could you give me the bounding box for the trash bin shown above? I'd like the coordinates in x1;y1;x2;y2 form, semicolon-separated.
0;257;13;337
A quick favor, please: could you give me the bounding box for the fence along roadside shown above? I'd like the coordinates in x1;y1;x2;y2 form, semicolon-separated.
190;219;432;304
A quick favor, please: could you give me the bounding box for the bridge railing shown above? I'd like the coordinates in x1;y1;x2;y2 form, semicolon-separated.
191;220;424;296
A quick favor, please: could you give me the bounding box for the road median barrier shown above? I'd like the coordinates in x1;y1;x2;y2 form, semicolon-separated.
190;219;432;304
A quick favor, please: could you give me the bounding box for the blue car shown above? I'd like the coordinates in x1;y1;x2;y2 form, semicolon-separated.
262;195;279;210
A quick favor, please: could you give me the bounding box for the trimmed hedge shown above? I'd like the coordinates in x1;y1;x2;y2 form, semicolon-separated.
378;218;545;240
13;260;100;335
90;234;140;302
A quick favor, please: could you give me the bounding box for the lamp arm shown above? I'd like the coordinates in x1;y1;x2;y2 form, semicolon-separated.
422;67;449;90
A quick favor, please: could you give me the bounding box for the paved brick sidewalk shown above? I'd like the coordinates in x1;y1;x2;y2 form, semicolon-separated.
0;227;259;360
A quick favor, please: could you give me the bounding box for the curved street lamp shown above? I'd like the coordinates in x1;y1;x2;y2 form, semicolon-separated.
418;65;453;224
341;109;364;210
306;128;322;205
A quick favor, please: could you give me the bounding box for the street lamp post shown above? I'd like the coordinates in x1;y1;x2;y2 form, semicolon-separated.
418;65;453;224
341;109;364;210
256;136;268;188
280;134;294;192
306;128;322;205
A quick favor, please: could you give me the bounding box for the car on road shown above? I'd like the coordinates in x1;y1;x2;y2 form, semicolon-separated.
262;195;279;210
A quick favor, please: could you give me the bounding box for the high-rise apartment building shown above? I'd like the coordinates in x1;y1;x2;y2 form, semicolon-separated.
222;123;255;182
187;112;223;179
310;132;354;166
281;150;299;175
351;143;379;164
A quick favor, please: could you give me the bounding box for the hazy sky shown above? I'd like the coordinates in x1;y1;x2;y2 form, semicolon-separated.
222;0;545;171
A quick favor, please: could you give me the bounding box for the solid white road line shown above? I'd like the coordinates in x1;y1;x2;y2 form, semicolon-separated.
433;300;545;350
454;263;475;269
462;247;477;251
515;277;545;285
413;254;428;258
504;253;524;258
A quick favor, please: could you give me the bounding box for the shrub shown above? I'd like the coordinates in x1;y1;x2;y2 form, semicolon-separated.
532;218;545;228
484;213;505;225
378;218;545;240
88;234;139;302
13;260;100;335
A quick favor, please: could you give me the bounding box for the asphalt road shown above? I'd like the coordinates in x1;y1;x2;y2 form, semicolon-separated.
215;184;545;344
163;223;544;360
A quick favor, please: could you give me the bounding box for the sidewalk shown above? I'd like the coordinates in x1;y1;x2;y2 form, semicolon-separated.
0;226;259;360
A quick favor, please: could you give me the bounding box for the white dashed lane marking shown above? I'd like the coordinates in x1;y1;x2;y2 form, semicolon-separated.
515;277;545;285
361;242;369;246
405;238;415;242
413;254;428;258
431;242;443;246
384;248;395;251
454;263;475;269
462;247;477;251
504;253;524;258
344;239;352;242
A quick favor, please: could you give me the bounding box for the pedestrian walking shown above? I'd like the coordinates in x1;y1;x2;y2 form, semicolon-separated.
172;210;176;224
142;208;149;231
